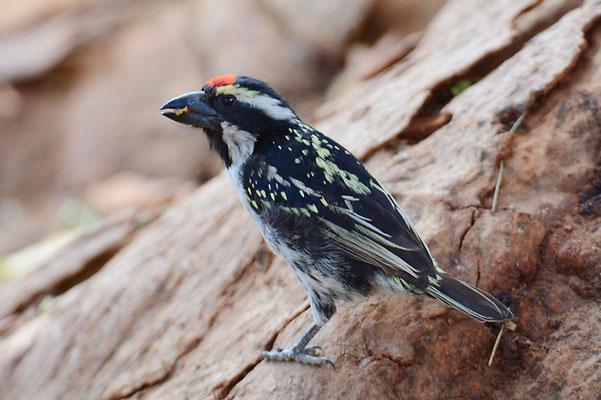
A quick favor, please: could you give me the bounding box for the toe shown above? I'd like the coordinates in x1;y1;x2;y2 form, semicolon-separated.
304;346;324;357
262;348;335;368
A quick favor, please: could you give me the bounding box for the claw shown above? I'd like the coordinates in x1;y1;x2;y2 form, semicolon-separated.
262;324;335;368
262;347;335;369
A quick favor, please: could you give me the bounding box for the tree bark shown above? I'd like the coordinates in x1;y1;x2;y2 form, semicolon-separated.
2;1;601;399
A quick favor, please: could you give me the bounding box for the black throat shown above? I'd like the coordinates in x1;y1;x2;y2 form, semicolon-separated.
203;125;233;168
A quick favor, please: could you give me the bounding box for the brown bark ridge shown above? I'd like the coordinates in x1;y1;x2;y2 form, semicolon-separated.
2;0;601;398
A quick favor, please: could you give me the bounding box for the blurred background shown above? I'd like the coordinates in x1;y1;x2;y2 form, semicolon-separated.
0;0;445;277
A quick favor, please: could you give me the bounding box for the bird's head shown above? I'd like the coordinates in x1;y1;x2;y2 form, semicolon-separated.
161;75;298;168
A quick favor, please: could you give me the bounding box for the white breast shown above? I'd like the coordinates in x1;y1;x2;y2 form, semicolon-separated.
227;162;285;259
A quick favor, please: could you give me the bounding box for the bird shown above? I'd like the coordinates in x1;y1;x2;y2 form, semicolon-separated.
160;75;513;367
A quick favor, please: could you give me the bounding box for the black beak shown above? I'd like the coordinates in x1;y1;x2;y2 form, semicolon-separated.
160;91;219;129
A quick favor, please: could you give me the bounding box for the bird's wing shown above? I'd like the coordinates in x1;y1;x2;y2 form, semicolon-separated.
245;149;435;283
316;178;435;282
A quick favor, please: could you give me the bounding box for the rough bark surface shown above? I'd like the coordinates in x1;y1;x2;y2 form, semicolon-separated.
2;1;601;399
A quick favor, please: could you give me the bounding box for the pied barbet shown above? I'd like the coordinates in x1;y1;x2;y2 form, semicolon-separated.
160;75;513;367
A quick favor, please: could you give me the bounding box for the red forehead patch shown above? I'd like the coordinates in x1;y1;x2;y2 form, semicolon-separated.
205;74;237;89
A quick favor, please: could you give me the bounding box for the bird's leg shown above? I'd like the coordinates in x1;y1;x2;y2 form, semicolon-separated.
262;324;334;368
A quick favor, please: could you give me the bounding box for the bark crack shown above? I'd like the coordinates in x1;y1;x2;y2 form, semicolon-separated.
110;243;270;399
212;303;311;399
9;239;128;317
457;207;477;255
365;0;584;160
380;353;416;370
113;247;307;400
110;309;206;400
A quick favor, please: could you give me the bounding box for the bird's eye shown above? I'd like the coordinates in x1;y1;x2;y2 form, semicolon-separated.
219;94;236;108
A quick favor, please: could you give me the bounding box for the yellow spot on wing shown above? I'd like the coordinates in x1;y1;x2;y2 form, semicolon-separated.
315;157;370;195
316;148;331;158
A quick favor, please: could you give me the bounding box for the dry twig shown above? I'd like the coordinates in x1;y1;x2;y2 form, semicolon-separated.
492;111;528;213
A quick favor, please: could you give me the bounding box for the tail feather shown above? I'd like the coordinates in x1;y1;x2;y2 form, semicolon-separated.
426;274;513;322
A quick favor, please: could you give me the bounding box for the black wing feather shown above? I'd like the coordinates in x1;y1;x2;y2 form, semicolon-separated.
245;128;436;285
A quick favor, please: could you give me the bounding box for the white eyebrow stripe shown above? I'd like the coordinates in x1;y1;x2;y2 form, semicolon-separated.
216;85;297;121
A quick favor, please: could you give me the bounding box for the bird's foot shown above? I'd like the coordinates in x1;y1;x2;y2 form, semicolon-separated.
262;345;335;368
304;346;324;357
